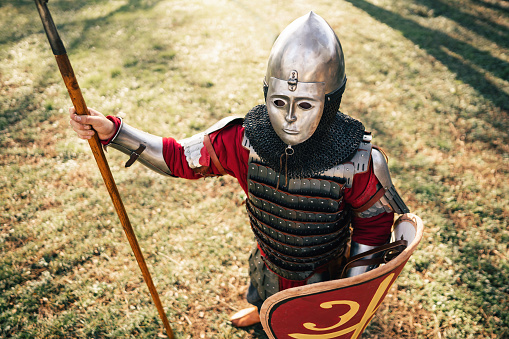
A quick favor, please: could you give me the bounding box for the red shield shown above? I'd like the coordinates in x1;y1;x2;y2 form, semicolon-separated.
260;213;423;339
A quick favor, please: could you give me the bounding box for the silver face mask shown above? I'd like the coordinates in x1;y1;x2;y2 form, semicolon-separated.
265;11;346;145
267;75;325;146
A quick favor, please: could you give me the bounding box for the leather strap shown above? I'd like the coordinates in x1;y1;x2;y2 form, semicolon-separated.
340;240;407;278
351;186;387;213
125;144;146;168
203;134;226;175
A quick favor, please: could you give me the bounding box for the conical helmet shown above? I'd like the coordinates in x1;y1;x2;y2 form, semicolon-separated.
265;11;346;95
264;12;346;145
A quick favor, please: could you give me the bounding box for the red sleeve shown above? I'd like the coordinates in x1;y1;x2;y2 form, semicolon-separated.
104;116;249;187
162;137;203;179
209;124;250;193
163;123;250;191
101;116;122;145
343;163;394;246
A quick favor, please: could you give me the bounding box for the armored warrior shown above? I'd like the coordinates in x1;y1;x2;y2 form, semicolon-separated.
70;12;409;328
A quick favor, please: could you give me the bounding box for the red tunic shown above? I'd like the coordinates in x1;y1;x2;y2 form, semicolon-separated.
107;117;394;287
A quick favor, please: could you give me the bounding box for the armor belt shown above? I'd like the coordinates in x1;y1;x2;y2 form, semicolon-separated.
247;161;351;281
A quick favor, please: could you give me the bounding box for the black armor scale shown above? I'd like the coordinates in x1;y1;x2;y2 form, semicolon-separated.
243;135;373;282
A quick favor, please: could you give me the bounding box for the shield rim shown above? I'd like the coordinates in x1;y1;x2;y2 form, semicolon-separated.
259;213;424;338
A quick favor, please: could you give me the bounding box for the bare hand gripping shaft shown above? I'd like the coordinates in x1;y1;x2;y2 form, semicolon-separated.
34;1;174;337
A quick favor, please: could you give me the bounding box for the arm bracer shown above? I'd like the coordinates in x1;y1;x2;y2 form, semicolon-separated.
354;148;409;218
107;118;173;176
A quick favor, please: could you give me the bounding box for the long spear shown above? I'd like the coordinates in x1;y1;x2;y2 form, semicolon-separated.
34;1;174;337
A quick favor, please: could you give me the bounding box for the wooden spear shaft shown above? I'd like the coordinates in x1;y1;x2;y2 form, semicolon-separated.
34;1;174;338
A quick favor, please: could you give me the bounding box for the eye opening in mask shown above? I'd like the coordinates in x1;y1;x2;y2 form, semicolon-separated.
298;102;313;110
273;99;286;107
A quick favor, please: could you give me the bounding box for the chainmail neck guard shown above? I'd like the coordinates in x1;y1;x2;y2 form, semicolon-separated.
244;87;365;178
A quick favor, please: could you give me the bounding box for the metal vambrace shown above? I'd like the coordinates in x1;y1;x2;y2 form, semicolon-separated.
371;148;409;214
106;118;173;176
344;236;409;278
344;241;384;277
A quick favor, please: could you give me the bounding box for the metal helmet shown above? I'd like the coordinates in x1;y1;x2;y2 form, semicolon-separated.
265;12;346;145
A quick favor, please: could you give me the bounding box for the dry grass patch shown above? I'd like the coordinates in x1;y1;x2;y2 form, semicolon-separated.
1;0;508;338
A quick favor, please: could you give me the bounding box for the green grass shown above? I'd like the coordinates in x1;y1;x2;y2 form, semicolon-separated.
1;0;508;338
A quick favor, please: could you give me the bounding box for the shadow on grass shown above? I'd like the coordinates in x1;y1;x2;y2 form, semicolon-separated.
0;0;163;132
0;0;163;56
344;1;509;335
0;0;104;46
0;75;56;134
59;0;164;52
239;323;270;339
345;0;509;119
471;0;509;14
413;0;509;50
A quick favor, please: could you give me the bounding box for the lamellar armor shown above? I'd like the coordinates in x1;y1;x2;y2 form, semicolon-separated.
243;133;372;282
242;130;409;299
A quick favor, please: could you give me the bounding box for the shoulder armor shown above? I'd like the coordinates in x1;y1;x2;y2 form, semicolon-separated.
242;134;263;163
204;116;244;135
242;132;252;151
244;134;372;187
371;148;410;214
179;116;243;169
321;140;372;188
